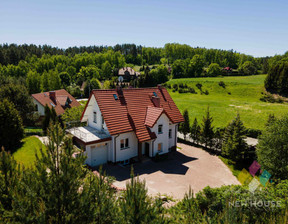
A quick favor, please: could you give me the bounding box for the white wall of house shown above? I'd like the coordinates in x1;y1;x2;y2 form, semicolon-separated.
150;113;170;156
86;95;109;133
33;98;45;116
114;132;138;162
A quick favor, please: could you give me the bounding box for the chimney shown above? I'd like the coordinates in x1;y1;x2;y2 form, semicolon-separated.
151;96;160;107
116;86;123;96
157;84;162;89
49;91;56;103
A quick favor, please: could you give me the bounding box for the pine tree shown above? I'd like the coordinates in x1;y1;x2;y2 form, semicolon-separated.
181;109;190;140
120;168;164;224
222;113;248;161
0;148;21;214
190;118;201;144
200;106;214;148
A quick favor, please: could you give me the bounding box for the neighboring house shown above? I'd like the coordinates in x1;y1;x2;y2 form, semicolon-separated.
223;67;233;73
118;67;141;81
68;85;184;167
32;89;81;116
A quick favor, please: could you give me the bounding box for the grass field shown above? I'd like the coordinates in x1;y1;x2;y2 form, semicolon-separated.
13;136;46;168
167;75;288;130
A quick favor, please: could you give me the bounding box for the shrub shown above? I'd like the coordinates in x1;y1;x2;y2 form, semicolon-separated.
188;87;196;94
179;83;184;88
246;128;262;138
218;81;226;88
173;84;178;91
196;83;202;90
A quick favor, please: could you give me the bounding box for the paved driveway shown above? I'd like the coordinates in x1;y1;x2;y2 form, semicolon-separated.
101;143;240;199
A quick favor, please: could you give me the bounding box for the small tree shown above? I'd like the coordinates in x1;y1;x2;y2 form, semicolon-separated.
207;63;222;77
0;99;24;151
120;168;164;224
257;115;288;180
239;61;257;76
180;109;190;140
190;118;201;144
222;114;248;161
200;107;214;148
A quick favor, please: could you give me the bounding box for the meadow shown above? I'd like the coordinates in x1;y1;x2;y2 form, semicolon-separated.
167;75;288;130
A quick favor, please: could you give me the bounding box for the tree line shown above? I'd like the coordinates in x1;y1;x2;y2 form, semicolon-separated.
0;43;259;67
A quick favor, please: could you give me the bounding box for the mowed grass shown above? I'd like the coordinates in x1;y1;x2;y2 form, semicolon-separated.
167;75;288;130
13;136;46;168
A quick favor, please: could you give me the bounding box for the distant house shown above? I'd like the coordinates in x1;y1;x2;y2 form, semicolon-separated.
223;67;233;73
32;89;81;116
118;67;140;81
68;85;184;167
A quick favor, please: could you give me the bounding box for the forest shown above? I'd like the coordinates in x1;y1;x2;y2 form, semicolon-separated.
0;42;273;96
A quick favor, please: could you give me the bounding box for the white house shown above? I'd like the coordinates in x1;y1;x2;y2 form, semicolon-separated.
68;85;184;167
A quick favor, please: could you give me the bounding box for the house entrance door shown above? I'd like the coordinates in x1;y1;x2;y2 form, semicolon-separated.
145;143;149;156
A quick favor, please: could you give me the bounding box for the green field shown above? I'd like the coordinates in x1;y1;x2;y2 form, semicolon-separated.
167;75;288;130
13;136;46;168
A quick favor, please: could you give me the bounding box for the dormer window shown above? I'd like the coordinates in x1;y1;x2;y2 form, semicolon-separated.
93;112;97;123
158;124;163;134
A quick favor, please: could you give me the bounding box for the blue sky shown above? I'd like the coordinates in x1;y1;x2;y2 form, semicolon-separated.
0;0;287;57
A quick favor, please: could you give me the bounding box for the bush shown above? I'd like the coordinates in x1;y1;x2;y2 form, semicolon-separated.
196;83;202;90
218;81;226;88
173;84;178;90
246;128;262;138
188;87;196;94
179;83;184;88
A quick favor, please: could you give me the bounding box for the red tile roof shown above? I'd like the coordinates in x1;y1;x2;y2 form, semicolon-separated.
82;86;184;143
32;89;81;116
144;106;164;128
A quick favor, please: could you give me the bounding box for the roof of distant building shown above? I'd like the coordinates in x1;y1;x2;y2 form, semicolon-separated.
32;89;81;116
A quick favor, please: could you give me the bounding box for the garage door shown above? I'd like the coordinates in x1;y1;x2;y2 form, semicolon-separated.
91;143;108;167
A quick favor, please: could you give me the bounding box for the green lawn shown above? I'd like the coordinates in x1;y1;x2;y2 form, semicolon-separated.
167;75;288;130
13;136;46;168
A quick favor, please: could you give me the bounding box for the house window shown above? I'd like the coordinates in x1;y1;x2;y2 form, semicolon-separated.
93;112;97;123
101;115;104;129
169;129;172;139
158;125;163;134
120;138;129;150
158;143;163;152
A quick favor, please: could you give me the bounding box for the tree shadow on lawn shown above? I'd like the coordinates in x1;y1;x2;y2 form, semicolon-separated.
100;151;198;182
